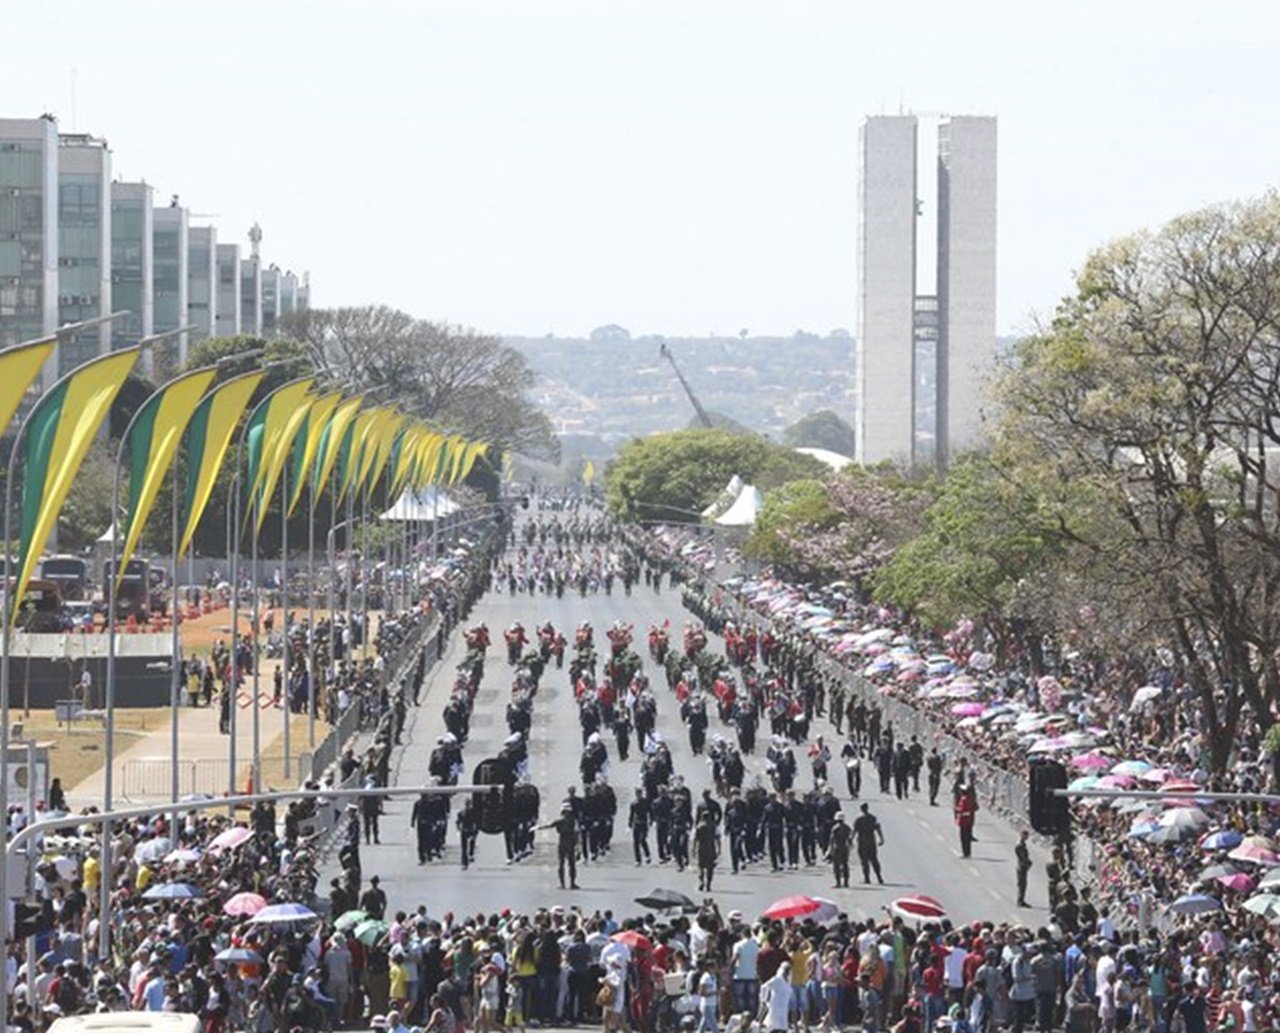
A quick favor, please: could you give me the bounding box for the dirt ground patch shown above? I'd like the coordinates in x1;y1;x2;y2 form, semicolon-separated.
24;708;159;790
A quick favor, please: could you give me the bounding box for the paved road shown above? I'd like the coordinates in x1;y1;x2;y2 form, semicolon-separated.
323;545;1053;927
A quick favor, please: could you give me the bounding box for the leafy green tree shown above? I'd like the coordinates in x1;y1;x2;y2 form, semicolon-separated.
56;441;115;551
605;429;824;523
992;192;1280;769
781;410;857;457
744;479;838;568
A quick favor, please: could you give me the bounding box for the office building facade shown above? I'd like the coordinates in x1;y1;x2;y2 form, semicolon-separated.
214;243;241;338
239;257;261;337
56;133;112;376
187;225;216;345
261;264;280;336
151;203;188;376
0;116;60;387
855;113;997;467
110;181;154;358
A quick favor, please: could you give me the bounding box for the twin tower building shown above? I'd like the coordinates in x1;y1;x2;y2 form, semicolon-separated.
855;115;997;469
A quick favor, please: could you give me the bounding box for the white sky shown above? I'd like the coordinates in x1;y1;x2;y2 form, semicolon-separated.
6;1;1279;339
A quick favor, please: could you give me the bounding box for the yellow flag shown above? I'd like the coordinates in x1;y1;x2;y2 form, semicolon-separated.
390;424;425;498
0;337;56;435
582;459;595;486
254;391;316;534
14;348;140;622
342;408;384;502
117;366;219;585
287;390;341;516
454;441;489;485
247;378;314;504
312;395;363;505
413;432;447;489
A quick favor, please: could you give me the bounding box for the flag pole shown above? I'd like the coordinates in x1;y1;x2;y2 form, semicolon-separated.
281;460;291;780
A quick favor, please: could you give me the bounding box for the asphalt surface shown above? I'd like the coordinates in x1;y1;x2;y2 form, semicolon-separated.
322;540;1054;928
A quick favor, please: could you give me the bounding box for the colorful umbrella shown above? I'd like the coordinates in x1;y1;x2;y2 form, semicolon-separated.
891;895;947;920
223;892;268;917
142;882;202;900
763;895;822;920
1217;873;1256;893
164;848;201;865
249;903;318;924
1229;841;1280;866
333;909;368;931
951;702;985;718
1200;830;1243;852
1070;752;1112;771
1068;776;1100;792
209;826;253;853
133;838;173;864
1110;760;1152;777
1168;893;1222;915
214;947;263;964
353;919;391;946
611;930;653;950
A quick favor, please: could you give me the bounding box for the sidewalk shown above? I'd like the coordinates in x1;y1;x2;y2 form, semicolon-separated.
64;673;322;807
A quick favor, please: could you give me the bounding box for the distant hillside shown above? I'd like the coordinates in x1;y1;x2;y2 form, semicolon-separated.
506;331;856;455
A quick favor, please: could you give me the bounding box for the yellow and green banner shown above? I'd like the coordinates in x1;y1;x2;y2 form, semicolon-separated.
117;366;218;583
245;378;314;505
0;337;57;435
311;395;363;505
452;440;489;485
254;391;316;534
13;348;140;621
287;390;341;516
338;408;382;505
179;369;265;555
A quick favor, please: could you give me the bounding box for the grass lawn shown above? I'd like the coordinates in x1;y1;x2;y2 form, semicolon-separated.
23;708;158;790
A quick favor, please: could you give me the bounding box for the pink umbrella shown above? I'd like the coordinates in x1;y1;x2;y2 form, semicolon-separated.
762;894;822;920
1097;774;1135;788
951;702;985;717
209;826;253;853
1229;842;1280;866
1139;768;1173;784
223;891;268;916
1217;873;1257;893
1070;752;1112;771
1162;780;1203;794
897;669;923;683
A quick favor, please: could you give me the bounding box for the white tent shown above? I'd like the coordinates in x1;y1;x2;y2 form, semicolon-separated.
794;446;853;472
701;475;743;519
380;486;462;522
714;483;763;527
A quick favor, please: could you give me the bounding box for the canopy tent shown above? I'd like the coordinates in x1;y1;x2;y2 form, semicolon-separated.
714;483;763;527
701;475;743;519
793;446;853;471
379;486;463;523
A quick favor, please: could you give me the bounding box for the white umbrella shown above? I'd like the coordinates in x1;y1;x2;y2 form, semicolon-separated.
133;838;173;864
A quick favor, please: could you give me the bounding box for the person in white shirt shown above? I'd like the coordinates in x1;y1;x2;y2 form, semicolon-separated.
731;928;760;1015
1095;945;1117;1001
760;962;794;1033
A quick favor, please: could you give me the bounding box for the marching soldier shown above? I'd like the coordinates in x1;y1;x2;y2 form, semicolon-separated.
628;787;651;864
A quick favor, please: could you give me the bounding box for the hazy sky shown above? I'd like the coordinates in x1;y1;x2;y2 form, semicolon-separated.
6;2;1278;339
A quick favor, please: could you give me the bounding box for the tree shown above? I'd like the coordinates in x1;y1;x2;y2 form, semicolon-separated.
777;466;932;585
744;479;838;569
604;429;825;523
281;307;557;460
684;411;754;436
871;454;1071;662
589;324;631;342
992;192;1280;770
781;410;857;457
57;441;115;551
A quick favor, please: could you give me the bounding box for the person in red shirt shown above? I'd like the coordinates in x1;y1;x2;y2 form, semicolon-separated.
954;783;978;858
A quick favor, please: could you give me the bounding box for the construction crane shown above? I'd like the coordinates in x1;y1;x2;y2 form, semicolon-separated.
659;340;714;429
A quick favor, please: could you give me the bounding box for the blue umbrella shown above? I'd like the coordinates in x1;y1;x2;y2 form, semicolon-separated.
1201;829;1243;851
249;902;318;924
142;882;203;900
1168;893;1222;915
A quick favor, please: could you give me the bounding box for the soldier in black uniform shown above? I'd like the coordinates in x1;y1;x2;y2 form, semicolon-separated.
457;797;479;869
628;787;651;864
694;814;719;892
652;786;674;864
908;736;925;793
764;791;787;872
410;790;439;864
783;790;804;869
876;738;895;794
669;803;690;872
734;698;757;754
541;805;580;889
927;748;944;806
745;782;767;862
827;812;854;888
893;742;912;800
724;790;748;874
852;802;885;884
613;704;632;761
695;788;722;832
814;785;841;855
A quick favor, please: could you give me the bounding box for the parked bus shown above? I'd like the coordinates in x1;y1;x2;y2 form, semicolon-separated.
39;553;91;601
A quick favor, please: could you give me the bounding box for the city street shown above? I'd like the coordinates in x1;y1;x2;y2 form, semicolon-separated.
324;542;1054;928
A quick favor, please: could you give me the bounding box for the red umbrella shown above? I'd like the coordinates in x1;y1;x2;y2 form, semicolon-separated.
223;892;267;917
891;895;947;920
763;895;822;920
611;930;652;950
